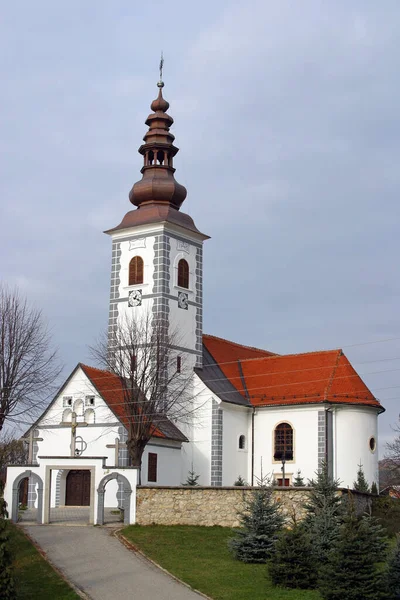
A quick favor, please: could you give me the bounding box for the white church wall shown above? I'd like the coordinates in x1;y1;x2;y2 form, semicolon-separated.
334;406;379;488
253;405;320;484
179;375;214;486
141;442;182;486
221;403;251;486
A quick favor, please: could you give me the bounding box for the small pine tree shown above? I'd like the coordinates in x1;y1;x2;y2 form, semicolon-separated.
386;535;400;600
293;469;305;487
234;475;246;486
183;469;200;486
371;481;379;495
0;482;16;599
319;501;388;600
353;462;370;493
269;523;318;589
304;461;343;567
229;479;285;563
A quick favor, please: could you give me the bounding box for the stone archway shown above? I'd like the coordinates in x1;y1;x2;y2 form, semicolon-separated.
12;471;43;524
97;473;132;526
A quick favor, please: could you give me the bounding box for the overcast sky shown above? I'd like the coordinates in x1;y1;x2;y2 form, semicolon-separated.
1;1;400;454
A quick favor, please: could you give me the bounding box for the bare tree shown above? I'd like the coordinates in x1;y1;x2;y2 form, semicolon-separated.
90;311;195;470
0;284;61;432
383;420;400;489
0;434;27;484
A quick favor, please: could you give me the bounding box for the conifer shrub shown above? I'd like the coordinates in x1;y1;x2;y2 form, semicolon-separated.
293;469;305;487
183;470;200;486
303;461;343;567
229;478;285;563
269;523;317;589
319;500;388;600
0;481;16;599
353;462;370;493
234;475;246;486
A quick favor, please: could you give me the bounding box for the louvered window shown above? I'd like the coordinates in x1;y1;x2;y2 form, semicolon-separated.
177;259;189;289
129;256;144;285
274;423;293;461
148;453;158;482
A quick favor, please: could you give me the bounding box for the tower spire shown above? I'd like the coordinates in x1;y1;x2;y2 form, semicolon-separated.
128;67;187;210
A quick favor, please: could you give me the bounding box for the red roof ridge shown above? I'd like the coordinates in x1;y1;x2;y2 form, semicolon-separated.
79;363;112;376
203;333;275;356
238;348;343;364
324;350;342;400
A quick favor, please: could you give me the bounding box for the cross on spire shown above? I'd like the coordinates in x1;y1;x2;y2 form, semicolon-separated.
158;51;164;87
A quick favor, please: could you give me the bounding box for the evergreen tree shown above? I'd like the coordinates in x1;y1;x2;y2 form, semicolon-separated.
229;481;285;563
371;481;379;495
386;535;400;600
353;462;370;493
304;461;343;566
234;475;246;486
269;523;318;589
183;469;200;486
0;482;16;599
319;501;388;600
293;469;305;487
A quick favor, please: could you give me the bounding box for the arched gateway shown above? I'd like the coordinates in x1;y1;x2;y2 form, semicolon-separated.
12;471;43;524
97;472;132;526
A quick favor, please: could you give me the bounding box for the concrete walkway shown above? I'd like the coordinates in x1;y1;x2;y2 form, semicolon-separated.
23;525;205;600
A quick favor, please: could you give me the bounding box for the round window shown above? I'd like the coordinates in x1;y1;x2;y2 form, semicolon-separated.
369;437;376;452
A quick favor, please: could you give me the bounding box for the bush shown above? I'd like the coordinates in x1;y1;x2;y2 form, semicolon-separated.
386;534;400;599
229;482;285;563
269;523;317;589
372;496;400;537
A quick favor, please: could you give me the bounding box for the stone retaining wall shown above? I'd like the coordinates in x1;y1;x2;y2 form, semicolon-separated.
136;486;372;527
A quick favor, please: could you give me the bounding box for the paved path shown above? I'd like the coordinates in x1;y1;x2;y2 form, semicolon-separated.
23;525;205;600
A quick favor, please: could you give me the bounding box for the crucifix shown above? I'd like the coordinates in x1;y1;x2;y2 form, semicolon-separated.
61;412;88;457
106;438;127;466
21;430;43;463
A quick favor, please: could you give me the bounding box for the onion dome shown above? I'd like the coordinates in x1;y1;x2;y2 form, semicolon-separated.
129;81;187;210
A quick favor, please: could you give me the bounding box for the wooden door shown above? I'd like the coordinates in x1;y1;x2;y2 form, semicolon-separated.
65;470;91;506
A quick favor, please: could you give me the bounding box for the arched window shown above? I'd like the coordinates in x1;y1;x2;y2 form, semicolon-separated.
84;409;95;424
238;435;246;450
62;409;72;423
73;399;84;416
129;256;144;285
274;423;293;461
178;259;189;289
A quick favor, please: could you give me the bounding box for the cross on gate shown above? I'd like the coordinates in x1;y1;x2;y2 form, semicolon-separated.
61;411;88;457
21;430;44;463
106;438;127;466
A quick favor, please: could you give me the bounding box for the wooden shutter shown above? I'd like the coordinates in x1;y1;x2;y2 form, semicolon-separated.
148;453;158;482
129;256;144;285
178;259;189;288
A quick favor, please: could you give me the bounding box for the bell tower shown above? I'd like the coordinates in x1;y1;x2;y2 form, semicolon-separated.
105;73;209;369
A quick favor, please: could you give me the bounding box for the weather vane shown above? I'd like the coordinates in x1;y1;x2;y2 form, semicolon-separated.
158;52;164;88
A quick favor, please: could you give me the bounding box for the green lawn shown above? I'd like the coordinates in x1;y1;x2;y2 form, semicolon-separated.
122;525;321;600
7;523;80;600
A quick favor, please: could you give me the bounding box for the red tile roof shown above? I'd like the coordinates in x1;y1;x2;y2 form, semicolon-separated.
202;335;382;411
79;363;187;442
203;334;275;396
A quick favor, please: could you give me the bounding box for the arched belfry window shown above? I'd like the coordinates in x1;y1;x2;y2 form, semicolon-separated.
274;423;293;461
178;259;189;289
129;256;144;285
239;435;246;450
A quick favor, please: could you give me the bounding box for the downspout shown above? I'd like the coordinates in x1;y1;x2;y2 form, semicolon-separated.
324;350;342;478
238;360;254;485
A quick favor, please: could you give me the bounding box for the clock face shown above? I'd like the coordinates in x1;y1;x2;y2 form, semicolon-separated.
178;291;188;310
128;289;142;307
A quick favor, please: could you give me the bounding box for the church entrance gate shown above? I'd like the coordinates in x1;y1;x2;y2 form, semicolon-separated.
11;471;43;524
65;470;91;506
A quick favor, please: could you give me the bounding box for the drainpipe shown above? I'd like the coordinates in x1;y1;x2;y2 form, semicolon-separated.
238;359;253;486
251;407;255;486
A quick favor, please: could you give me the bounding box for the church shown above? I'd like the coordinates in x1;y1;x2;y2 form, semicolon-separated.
5;75;383;521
